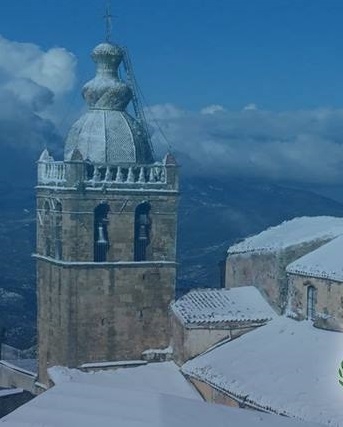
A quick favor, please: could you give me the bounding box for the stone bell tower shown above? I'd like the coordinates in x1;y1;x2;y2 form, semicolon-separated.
35;41;178;384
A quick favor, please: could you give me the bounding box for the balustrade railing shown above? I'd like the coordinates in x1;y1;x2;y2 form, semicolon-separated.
38;160;167;187
86;164;166;185
38;161;66;183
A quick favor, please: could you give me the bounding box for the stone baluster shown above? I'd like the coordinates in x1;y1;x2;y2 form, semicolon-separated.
59;164;64;180
139;167;145;183
149;167;155;182
93;166;101;182
127;167;135;183
115;166;123;183
105;166;111;181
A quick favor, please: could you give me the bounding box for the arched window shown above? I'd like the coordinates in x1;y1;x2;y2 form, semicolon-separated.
94;202;110;262
134;202;151;261
307;286;316;320
43;200;51;257
54;202;62;260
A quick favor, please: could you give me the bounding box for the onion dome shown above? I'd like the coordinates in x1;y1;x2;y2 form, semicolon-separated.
64;42;154;165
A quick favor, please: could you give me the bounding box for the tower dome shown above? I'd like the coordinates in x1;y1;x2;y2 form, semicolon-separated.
64;42;154;165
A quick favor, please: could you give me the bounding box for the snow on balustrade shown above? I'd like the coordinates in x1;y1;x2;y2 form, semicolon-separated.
37;159;169;188
86;164;166;185
38;161;66;184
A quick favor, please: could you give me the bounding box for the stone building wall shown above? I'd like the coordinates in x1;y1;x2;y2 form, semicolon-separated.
0;363;36;393
287;273;343;331
37;260;176;384
36;181;178;384
225;239;331;313
171;314;264;365
36;189;178;263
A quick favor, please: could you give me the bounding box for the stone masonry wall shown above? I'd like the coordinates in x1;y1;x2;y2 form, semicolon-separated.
287;273;343;331
225;239;332;313
37;189;178;263
37;260;176;384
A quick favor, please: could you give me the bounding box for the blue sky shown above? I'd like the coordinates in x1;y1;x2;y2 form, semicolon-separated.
1;0;343;111
2;1;343;186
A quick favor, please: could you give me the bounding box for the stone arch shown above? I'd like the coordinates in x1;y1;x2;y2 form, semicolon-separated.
94;202;110;262
134;201;151;261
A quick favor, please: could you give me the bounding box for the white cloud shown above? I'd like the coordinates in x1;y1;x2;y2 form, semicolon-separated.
150;104;343;185
0;35;77;152
243;103;258;111
0;35;76;95
201;104;225;115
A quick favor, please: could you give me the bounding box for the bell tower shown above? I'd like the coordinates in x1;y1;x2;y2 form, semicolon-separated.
35;40;178;384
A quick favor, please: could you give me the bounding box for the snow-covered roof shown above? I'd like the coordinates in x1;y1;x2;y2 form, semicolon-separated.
286;235;343;283
182;316;343;427
1;361;322;427
172;287;275;326
228;216;343;254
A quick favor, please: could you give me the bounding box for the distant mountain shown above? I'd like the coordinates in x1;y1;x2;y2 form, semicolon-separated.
2;150;343;348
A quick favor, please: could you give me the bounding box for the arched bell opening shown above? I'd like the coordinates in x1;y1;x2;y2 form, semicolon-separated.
94;202;110;262
134;201;151;261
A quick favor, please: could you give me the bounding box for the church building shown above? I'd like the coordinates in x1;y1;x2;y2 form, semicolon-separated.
35;39;178;384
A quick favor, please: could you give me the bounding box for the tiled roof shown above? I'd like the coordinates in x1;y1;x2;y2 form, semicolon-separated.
171;286;275;326
286;235;343;282
228;216;343;255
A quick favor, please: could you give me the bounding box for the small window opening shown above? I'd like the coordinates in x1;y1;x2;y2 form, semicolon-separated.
307;285;316;321
94;202;110;262
134;202;151;261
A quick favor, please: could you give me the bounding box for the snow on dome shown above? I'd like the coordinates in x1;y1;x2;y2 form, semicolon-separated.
91;42;123;59
171;286;275;326
64;41;154;165
82;42;131;111
228;216;343;255
286;235;343;282
182;316;343;427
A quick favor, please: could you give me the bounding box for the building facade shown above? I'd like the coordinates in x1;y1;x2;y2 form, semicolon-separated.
35;41;178;383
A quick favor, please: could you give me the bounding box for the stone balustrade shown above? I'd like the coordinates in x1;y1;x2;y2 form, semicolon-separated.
86;164;166;185
38;161;66;184
37;159;172;189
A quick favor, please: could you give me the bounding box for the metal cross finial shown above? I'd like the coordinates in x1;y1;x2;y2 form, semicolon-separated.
104;1;113;42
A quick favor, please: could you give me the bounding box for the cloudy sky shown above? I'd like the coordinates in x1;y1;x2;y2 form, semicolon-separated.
1;0;343;185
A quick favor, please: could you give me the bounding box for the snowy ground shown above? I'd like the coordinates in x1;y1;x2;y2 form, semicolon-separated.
182;316;343;426
1;361;323;427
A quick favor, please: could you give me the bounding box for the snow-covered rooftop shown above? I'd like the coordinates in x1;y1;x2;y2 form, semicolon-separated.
171;287;275;326
182;316;343;426
228;216;343;254
1;361;323;427
286;235;343;283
